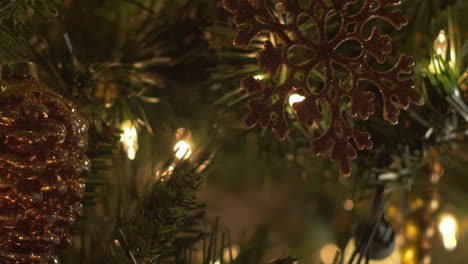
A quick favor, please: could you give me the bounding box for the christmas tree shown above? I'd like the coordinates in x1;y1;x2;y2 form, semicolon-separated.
0;0;466;263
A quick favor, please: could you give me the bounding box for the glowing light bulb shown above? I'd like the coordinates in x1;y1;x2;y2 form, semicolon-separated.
114;239;121;247
429;198;440;212
438;213;458;251
429;30;450;74
288;93;305;107
320;243;340;264
343;199;354;211
402;246;416;264
254;74;267;80
223;244;241;261
430;161;443;184
174;140;192;159
121;121;138;160
434;30;448;59
127;147;136;160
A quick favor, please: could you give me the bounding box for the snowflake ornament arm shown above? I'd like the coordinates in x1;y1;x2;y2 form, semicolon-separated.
223;0;424;175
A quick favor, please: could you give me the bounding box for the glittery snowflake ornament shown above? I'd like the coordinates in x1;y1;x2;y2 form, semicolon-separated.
223;0;424;175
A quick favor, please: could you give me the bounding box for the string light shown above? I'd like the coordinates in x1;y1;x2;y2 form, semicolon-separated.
405;221;420;241
402;246;416;264
429;30;450;73
343;199;354;211
210;245;241;264
430;161;443;184
438;213;458;251
434;30;448;60
288;93;305;107
120;120;138;160
174;140;192;159
253;74;267;80
320;243;340;264
222;244;241;261
429;198;440;212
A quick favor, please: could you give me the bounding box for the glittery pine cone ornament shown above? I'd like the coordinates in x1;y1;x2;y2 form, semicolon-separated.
0;62;90;264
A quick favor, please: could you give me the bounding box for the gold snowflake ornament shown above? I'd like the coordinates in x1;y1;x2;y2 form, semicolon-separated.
223;0;424;175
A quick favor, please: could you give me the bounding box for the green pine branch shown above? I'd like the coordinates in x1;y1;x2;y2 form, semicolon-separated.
0;0;59;27
106;152;210;264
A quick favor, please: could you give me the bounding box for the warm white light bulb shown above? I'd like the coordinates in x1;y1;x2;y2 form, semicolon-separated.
439;32;446;43
438;214;458;251
320;243;340;264
127;147;136;160
253;74;266;80
439;216;456;234
443;237;457;251
434;30;448;59
288;93;305;107
343;199;354;211
429;30;450;74
114;239;121;247
121;121;138;160
223;244;241;261
127;138;135;148
174;140;192;159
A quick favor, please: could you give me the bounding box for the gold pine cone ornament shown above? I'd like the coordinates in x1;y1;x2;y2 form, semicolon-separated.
0;62;90;263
